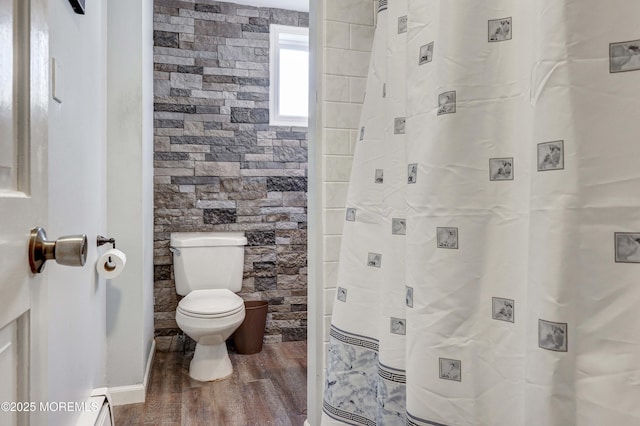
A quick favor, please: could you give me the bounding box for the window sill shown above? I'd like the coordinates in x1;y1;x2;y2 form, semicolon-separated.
269;119;309;128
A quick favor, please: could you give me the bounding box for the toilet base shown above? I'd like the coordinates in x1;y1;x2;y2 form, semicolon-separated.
189;341;233;382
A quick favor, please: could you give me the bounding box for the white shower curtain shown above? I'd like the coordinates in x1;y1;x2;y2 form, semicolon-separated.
322;0;640;425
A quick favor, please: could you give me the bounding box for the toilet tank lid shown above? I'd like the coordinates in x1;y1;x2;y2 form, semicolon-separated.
170;232;247;247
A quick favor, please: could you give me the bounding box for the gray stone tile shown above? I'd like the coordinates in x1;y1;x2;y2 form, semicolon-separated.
266;177;307;192
230;107;269;123
269;9;299;26
274;147;307;162
241;24;269;33
154;30;180;48
246;230;276;246
194;3;220;13
203;208;237;224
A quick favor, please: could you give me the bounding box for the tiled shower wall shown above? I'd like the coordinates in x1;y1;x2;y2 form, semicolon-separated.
320;0;375;375
152;0;309;349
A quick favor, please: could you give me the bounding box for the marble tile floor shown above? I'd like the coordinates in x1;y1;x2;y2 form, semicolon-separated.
113;341;307;426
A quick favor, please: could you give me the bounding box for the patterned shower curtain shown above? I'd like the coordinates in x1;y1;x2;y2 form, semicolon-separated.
322;0;640;425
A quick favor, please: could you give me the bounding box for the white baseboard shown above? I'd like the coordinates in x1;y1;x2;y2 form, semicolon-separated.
143;339;156;395
109;339;156;406
304;420;312;426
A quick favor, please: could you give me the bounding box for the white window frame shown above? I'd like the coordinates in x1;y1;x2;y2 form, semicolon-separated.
269;24;309;127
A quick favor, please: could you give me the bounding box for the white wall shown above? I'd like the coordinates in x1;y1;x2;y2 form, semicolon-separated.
307;0;324;421
141;0;156;374
106;0;155;398
308;0;375;424
44;0;108;424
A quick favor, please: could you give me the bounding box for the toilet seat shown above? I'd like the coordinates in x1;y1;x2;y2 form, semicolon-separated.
178;289;245;318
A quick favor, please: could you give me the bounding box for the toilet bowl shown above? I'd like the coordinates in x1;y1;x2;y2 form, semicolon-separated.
170;232;248;382
176;289;245;381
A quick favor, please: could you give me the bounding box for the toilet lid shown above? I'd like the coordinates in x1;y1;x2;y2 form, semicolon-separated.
178;289;244;316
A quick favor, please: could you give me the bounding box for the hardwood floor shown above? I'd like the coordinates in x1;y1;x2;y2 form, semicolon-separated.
113;341;307;426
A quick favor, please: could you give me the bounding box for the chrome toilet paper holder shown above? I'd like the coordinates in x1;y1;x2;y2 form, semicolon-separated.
97;236;117;268
97;236;116;249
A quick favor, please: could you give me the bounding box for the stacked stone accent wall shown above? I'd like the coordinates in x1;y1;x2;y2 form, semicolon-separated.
153;0;309;350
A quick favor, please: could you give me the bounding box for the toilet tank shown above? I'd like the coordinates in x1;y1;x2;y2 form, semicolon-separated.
170;232;247;296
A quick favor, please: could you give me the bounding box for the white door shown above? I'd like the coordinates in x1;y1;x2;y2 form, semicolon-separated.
0;0;48;424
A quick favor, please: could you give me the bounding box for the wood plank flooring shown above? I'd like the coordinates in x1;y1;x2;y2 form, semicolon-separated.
113;341;307;426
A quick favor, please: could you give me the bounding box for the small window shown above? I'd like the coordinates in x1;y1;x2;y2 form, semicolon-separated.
269;25;309;127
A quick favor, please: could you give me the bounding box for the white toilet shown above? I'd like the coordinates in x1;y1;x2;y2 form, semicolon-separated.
170;231;247;382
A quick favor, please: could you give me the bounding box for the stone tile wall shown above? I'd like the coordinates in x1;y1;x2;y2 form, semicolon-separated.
153;0;309;350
